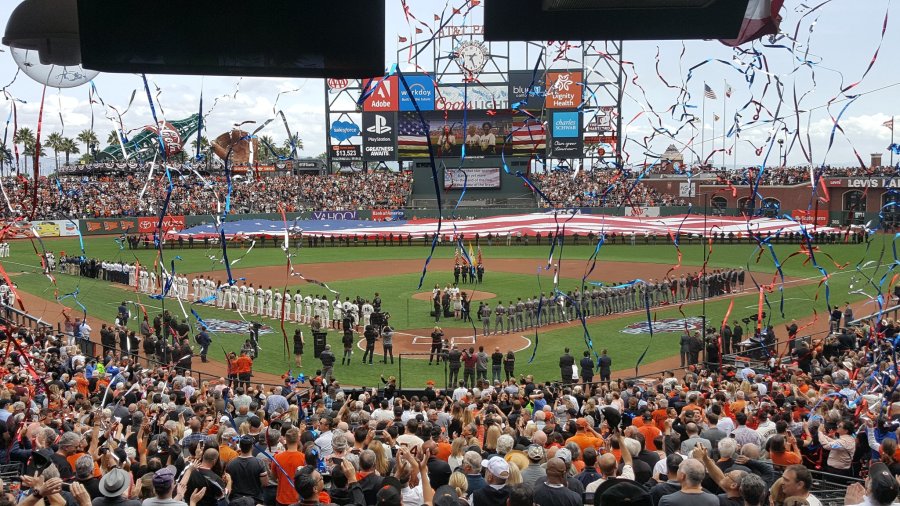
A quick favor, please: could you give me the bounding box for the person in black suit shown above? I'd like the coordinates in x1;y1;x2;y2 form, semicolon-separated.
559;348;574;384
579;351;594;386
597;349;612;385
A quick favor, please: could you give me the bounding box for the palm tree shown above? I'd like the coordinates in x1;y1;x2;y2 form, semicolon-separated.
13;127;35;174
0;144;11;174
259;135;276;163
77;129;98;159
61;137;80;165
106;129;120;147
283;133;303;157
46;132;64;170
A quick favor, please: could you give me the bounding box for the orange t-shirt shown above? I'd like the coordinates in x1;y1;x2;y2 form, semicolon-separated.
651;409;668;430
67;452;101;478
565;433;604;452
638;425;662;451
218;444;237;465
75;376;89;397
435;442;452;462
770;451;802;466
273;450;306;505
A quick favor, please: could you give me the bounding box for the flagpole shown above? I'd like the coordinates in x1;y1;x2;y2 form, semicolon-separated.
892;116;895;166
702;84;706;165
722;79;727;169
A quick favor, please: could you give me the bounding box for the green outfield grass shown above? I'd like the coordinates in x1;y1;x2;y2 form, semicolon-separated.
4;233;894;387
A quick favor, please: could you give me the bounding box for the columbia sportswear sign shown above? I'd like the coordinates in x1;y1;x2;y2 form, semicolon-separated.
362;113;397;161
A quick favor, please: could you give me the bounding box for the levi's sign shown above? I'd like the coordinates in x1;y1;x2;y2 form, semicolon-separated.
847;178;900;188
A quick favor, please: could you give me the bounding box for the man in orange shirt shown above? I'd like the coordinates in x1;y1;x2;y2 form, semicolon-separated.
651;399;669;430
635;411;662;451
272;427;305;506
74;371;89;397
235;351;253;390
565;418;605;451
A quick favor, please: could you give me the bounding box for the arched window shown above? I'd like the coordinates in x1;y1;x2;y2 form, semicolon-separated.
760;198;781;218
882;192;900;228
711;196;728;216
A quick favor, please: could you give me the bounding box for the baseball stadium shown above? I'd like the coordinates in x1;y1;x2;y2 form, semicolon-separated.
0;1;899;505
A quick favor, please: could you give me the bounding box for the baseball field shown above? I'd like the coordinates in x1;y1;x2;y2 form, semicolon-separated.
3;233;889;388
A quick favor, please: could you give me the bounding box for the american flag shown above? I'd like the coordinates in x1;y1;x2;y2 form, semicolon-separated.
511;121;546;151
398;113;430;154
884;118;894;129
704;84;717;100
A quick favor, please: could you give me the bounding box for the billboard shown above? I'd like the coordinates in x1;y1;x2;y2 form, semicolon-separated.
329;120;361;142
546;70;584;109
443;168;502;190
81;218;138;236
311;210;358;220
397;110;545;159
362;112;397;161
138;216;186;234
362;76;399;111
435;84;509;111
508;70;546;110
330;144;362;161
399;74;436;111
550;110;583;157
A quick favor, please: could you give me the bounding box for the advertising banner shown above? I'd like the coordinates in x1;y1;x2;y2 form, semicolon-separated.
81;218;138;236
545;70;584;109
435;84;509;111
397;110;544;159
330;144;362;161
549;110;583;157
443;168;501;190
627;207;661;218
363;76;399;111
362;112;397;161
311;210;359;220
508;70;546;110
329;120;361;142
0;219;79;238
399;74;436;111
137;216;186;234
371;209;406;221
792;209;829;226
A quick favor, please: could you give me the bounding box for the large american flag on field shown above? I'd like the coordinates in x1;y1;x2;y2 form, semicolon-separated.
179;213;841;240
398;112;430;154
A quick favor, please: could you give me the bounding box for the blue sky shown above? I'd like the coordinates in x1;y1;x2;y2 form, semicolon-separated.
1;0;897;172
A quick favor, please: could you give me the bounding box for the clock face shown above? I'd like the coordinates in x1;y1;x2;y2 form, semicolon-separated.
454;40;489;76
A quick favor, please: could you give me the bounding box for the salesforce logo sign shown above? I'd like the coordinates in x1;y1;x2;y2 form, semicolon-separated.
399;75;435;111
329;120;361;142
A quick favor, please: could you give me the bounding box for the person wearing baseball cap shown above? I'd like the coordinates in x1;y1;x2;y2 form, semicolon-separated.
521;444;547;488
845;462;898;506
472;456;510;506
145;466;181;506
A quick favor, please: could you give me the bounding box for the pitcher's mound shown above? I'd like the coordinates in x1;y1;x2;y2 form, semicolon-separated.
411;291;495;302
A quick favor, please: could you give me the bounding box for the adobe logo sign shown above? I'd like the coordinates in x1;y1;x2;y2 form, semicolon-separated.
363;76;399;112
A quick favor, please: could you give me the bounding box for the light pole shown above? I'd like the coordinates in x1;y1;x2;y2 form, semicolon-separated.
701;193;708;367
777;138;784;168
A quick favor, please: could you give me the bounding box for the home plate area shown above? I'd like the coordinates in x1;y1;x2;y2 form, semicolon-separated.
357;328;530;357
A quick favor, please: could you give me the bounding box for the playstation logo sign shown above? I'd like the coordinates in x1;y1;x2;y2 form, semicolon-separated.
366;115;392;134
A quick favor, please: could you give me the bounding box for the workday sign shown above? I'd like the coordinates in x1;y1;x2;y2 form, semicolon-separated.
399;75;435;111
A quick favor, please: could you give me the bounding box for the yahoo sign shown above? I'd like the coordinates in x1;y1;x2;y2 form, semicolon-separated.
311;210;359;220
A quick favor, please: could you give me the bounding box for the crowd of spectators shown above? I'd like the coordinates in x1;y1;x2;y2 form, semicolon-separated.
532;171;686;208
708;166;897;187
0;276;897;506
0;171;413;220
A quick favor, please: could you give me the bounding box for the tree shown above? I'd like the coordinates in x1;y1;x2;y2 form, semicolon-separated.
259;135;276;163
13;127;35;173
0;144;11;174
106;129;120;147
61;137;80;165
283;133;303;157
46;132;64;170
77;129;98;159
